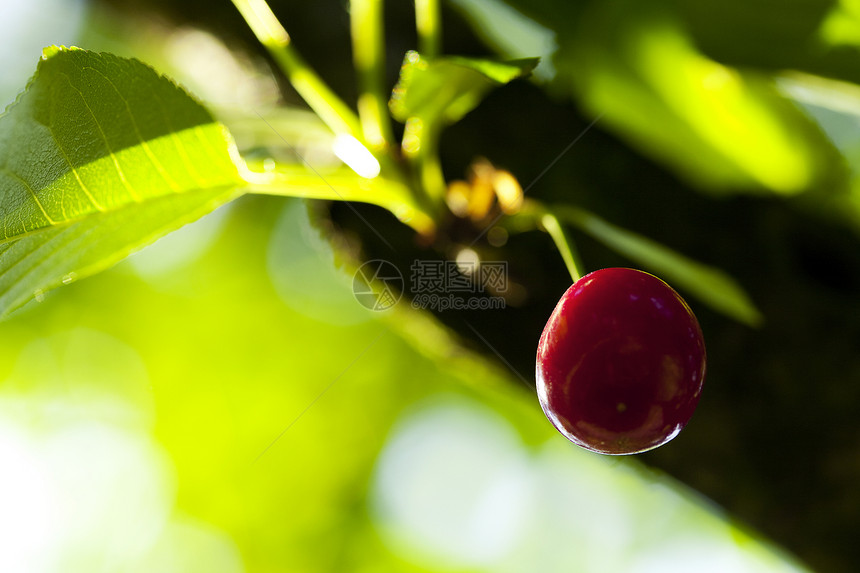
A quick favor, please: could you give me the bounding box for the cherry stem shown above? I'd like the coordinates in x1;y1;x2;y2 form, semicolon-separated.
404;0;448;212
415;0;442;58
540;211;584;283
503;199;585;283
350;0;395;150
232;0;438;237
231;0;362;139
350;0;439;217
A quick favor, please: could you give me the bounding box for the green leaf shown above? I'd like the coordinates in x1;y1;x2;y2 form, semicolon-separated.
554;204;764;326
0;46;243;316
561;2;842;194
446;0;558;81
389;51;538;125
458;0;845;194
0;188;236;315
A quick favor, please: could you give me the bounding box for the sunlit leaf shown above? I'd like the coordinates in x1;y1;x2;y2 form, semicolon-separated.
562;3;841;193
460;0;844;194
389;51;538;125
0;46;243;316
446;0;557;81
0;187;235;317
555;205;764;326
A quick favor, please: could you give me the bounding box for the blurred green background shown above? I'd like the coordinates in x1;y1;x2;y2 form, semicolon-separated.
2;0;860;572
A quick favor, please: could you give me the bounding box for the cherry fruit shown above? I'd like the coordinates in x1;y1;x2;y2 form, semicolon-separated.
536;268;706;455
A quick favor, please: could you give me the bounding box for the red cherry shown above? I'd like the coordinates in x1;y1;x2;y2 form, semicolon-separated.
536;268;706;455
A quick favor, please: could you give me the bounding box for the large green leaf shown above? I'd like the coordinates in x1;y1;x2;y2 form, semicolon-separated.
0;46;243;316
389;51;538;126
562;2;842;194
453;0;845;194
0;188;234;315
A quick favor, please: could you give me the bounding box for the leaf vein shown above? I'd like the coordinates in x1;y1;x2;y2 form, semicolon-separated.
148;88;208;188
0;166;58;226
84;65;182;193
47;114;105;214
58;71;141;203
